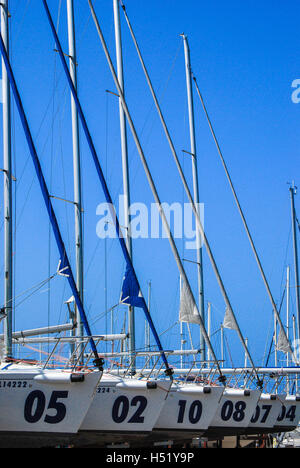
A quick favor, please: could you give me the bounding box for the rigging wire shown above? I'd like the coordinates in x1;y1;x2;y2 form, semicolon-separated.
224;334;234;369
1;268;62;311
128;40;182;190
79;37;186;353
83;40;183;282
191;71;296;364
0;0;33;338
10;0;31;49
1;2;100;357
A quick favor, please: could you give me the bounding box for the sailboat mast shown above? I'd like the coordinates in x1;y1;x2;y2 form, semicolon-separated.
274;312;278;367
88;0;226;380
66;0;84;344
42;0;173;375
220;323;224;367
207;302;211;367
87;0;265;385
145;280;151;352
1;0;13;359
287;266;290;390
293;314;299;392
115;2;264;380
0;30;103;366
113;0;136;364
182;34;205;363
191;73;295;362
290;184;300;340
179;275;185;369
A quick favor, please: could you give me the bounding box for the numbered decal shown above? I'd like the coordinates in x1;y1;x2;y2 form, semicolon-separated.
0;380;28;388
277;405;296;423
112;395;148;424
251;405;272;424
97;387;111;394
221;400;247;422
177;400;203;424
24;390;68;424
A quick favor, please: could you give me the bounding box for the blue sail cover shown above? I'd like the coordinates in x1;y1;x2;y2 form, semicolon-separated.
120;265;144;308
42;0;172;375
0;33;100;362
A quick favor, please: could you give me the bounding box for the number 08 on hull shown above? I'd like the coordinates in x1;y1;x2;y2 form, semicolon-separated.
203;388;261;438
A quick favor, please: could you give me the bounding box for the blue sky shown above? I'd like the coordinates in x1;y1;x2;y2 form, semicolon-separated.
0;0;299;369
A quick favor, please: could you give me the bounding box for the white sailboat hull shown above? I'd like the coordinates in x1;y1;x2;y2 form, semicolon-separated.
76;374;171;447
246;393;285;435
203;388;261;437
151;383;224;442
273;395;300;433
0;364;101;447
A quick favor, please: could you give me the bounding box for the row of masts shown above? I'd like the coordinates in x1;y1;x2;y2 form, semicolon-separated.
110;2;300;369
111;0;296;377
1;1;299;376
0;0;87;360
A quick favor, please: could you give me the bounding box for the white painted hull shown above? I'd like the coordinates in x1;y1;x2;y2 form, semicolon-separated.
203;388;261;437
151;383;224;441
0;363;101;447
273;395;300;433
247;393;285;435
77;374;172;447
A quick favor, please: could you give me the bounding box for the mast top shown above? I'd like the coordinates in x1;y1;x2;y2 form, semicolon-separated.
288;181;297;194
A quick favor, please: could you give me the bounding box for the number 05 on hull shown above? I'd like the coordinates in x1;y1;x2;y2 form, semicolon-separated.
0;364;102;448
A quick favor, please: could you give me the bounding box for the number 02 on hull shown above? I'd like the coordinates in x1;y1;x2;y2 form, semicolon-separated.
77;375;171;446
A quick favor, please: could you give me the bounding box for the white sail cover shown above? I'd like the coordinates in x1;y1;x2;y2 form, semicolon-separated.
223;306;238;331
179;280;200;324
277;326;290;354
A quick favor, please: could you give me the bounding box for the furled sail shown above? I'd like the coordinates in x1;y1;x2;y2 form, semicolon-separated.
223;306;238;331
277;326;290;354
120;265;144;308
179;279;200;324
